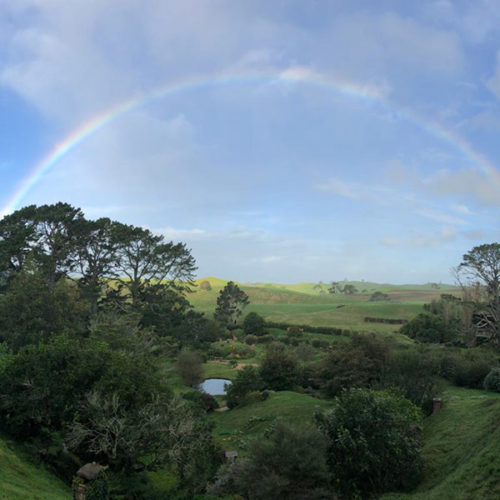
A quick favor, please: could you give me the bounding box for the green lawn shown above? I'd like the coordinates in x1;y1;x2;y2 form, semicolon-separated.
0;435;71;499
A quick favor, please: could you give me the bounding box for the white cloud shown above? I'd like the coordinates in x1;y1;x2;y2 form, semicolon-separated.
415;208;467;225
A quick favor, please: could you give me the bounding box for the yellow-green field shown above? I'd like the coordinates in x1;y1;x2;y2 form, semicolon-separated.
191;277;459;335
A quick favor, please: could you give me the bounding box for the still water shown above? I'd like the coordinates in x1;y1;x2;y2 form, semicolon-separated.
199;378;232;396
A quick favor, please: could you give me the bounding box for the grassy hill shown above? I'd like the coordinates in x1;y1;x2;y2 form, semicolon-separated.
191;278;459;335
0;435;70;499
382;386;500;500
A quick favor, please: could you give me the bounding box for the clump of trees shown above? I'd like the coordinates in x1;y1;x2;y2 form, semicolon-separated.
0;203;221;497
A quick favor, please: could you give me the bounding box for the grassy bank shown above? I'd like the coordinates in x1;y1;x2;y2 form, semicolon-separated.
0;435;71;499
383;386;500;500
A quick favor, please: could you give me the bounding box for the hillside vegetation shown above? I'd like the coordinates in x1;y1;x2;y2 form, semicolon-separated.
0;435;70;499
383;386;500;500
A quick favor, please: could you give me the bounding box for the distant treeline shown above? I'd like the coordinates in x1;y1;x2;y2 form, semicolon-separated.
364;317;408;325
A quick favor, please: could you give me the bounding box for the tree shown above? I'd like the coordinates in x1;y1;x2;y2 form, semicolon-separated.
213;281;249;327
316;388;423;498
259;344;299;391
199;280;212;291
72;218;117;314
209;423;331;500
342;284;358;295
111;222;197;307
225;366;263;409
0;270;87;352
176;350;203;386
243;312;265;335
315;334;390;397
457;243;500;343
0;203;84;287
400;312;457;344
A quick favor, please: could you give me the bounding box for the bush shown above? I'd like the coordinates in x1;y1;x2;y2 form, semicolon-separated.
400;313;456;344
209;423;331;500
484;368;500;392
243;312;266;335
380;347;440;415
226;366;263;409
317;388;423;498
176;350;203;386
244;334;258;345
259;345;299;391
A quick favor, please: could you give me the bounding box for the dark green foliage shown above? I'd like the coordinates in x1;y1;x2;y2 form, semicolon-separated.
86;471;109;500
214;281;249;327
0;271;87;352
182;390;219;412
259;344;299;391
316;334;391;397
225;366;263;409
243;311;265;335
401;312;457;343
370;291;389;301
0;335;108;437
111;222;197;306
484;368;500;392
380;347;440;415
171;310;220;347
176;350;203;386
317;388;423;498
209;423;331;500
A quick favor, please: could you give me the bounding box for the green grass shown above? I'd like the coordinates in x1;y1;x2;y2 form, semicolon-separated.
0;435;71;499
382;386;500;500
209;391;334;455
191;278;459;335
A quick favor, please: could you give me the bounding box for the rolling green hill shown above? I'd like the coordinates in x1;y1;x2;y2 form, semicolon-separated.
191;277;459;334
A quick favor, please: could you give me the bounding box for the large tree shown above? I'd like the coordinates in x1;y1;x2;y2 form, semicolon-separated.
214;281;249;327
457;243;500;343
0;203;84;287
111;222;196;306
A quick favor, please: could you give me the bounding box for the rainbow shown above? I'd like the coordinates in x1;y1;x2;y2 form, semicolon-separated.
3;69;500;216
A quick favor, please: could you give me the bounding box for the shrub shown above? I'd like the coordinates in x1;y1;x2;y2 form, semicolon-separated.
484;368;500;392
400;313;456;344
380;347;440;415
243;312;266;335
317;388;423;498
199;280;212;291
226;366;263;409
209;423;331;500
244;334;258;345
176;350;203;386
259;345;299;391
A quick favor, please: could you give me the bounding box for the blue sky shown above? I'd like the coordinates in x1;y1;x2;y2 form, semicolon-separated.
1;0;499;284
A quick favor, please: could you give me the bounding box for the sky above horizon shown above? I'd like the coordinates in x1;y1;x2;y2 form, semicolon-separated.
1;1;499;284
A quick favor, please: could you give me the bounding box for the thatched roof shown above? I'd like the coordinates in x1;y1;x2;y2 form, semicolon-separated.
77;463;106;481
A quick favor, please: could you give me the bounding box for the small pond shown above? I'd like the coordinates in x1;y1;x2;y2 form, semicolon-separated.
199;378;232;396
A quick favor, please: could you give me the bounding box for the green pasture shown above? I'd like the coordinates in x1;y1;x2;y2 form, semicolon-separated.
191;277;457;335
